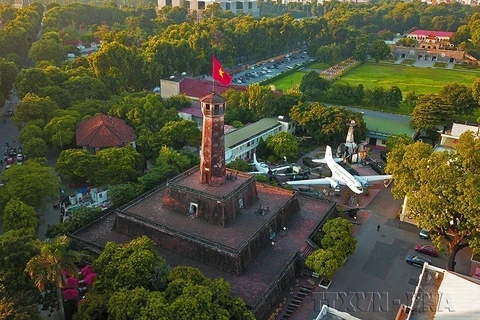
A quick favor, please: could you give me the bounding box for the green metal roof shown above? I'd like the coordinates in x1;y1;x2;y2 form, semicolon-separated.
363;114;415;137
225;118;280;149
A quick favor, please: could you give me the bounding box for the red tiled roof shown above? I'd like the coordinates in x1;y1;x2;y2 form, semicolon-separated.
179;78;246;99
409;30;453;38
76;114;136;148
64;40;84;46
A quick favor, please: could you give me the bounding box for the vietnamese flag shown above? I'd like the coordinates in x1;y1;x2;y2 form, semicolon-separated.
212;55;232;86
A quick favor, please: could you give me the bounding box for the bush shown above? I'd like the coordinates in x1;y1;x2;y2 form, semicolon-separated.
109;183;141;207
46;206;105;238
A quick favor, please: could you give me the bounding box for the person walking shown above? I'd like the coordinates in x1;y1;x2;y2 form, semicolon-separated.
377;225;381;232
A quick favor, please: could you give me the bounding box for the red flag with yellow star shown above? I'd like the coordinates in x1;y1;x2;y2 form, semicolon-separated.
212;55;232;86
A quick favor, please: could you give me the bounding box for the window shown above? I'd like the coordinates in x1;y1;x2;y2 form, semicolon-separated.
239;198;244;209
206;104;210;110
225;2;230;10
236;2;243;9
198;1;205;9
214;104;218;111
248;2;252;9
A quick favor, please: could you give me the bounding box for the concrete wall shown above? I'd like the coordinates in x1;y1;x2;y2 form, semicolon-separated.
393;46;465;62
159;79;180;99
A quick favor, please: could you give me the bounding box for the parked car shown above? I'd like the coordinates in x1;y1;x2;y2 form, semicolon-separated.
419;229;430;239
405;255;431;267
415;245;438;257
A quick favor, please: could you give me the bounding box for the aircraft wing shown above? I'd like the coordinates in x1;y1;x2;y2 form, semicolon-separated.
355;175;392;183
286;178;333;186
312;157;344;164
270;165;292;173
248;171;265;175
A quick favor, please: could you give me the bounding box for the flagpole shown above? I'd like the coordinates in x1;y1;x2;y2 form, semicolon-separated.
212;55;215;94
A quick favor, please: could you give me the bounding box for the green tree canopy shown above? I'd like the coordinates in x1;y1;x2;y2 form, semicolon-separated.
2;199;39;234
55;149;100;183
12;94;60;129
410;94;453;134
385;133;480;270
0;159;59;210
93;236;170;292
440;82;478;117
0;229;42;320
266;132;299;162
305;249;343;278
95;147;142;185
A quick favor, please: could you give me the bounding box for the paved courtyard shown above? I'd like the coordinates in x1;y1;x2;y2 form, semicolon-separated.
280;183;473;320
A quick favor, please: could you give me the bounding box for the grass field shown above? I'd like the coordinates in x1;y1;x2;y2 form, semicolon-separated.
268;70;308;92
337;62;480;95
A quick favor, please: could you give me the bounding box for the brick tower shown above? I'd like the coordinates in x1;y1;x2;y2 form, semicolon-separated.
200;93;226;186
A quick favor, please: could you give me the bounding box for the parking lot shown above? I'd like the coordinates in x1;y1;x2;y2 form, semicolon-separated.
231;53;312;86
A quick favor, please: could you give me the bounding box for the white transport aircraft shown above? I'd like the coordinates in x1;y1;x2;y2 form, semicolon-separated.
249;153;291;175
287;146;392;194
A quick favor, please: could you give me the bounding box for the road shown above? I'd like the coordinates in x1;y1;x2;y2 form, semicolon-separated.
0;92;61;240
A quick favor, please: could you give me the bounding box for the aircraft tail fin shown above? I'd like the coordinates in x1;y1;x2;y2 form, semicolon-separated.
253;153;258;165
325;145;333;160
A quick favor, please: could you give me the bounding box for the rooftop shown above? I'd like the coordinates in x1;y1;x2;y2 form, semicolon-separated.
177;78;246;99
225;118;281;149
76;113;136;148
72;192;334;309
450;123;479;138
408;264;480;320
409;30;454;38
123;171;294;250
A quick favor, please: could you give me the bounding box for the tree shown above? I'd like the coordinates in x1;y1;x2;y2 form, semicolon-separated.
385;133;480;271
410;94;453;136
28;39;64;66
385;86;403;109
2;199;39;234
226;158;251;172
109;184;139;207
305;249;343;278
63;76;110;102
0;229;42;320
15;68;52;98
19;124;44;146
139;147;194;190
0;159;59;210
369;40;391;62
43;114;79;148
440;82;478;118
55;149;100;183
0;58;18;101
95;147;142;185
93;236;170;292
23;138;48;159
12;94;60;128
266;132;299;161
89;41;145;92
26;236;80;320
320;217;357;257
290;103;367;146
299;71;330;99
157;120;201;150
255;137;269;159
403;90;418;114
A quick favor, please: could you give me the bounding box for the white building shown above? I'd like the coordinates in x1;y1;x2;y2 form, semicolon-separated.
157;0;259;17
225;117;296;163
396;264;480;320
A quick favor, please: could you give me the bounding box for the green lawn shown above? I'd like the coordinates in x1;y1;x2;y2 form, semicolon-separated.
337;62;480;95
268;71;308;92
307;62;331;70
401;59;415;65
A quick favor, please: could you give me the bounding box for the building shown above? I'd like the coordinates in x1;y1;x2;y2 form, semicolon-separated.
394;29;464;63
439;122;479;149
225;117;296;163
407;30;453;42
160;77;246;100
75;113;137;153
157;0;259;17
315;305;361;320
70;93;335;319
395;264;480;320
